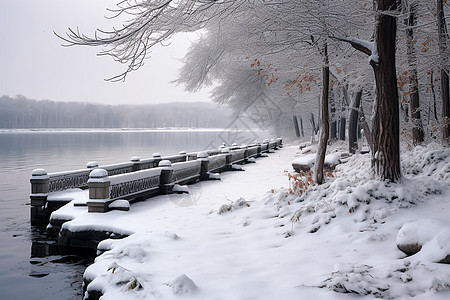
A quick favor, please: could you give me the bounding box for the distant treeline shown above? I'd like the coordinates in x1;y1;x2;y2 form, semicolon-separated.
0;95;233;129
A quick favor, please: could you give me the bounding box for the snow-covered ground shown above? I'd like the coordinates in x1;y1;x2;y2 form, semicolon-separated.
53;142;450;299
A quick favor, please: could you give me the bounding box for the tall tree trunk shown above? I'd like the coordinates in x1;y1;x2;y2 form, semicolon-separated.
339;117;346;140
300;117;304;137
293;116;301;138
315;42;330;185
431;69;439;122
349;90;363;153
437;0;450;143
370;0;401;182
330;90;337;140
404;0;424;145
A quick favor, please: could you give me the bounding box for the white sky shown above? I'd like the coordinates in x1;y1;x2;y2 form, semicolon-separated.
0;0;212;105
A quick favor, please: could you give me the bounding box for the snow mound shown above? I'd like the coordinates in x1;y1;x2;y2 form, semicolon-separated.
217;197;250;214
109;200;130;211
397;219;450;263
279;145;449;234
169;274;198;295
321;261;450;298
401;143;450;184
173;184;189;193
321;264;389;297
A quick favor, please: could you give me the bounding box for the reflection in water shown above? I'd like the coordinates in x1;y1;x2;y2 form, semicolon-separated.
0;129;271;299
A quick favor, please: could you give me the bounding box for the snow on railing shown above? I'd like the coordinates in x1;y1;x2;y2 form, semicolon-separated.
30;138;283;221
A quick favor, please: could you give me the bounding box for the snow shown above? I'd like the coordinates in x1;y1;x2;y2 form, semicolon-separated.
169;274;198;295
197;151;208;158
86;161;99;168
130;156;140;162
208;172;221;180
88;169;109;183
31;168;48;178
158;160;172;167
397;219;450;264
108;200;130;210
109;168;162;185
172;184;189;193
291;152;340;168
49;142;450;300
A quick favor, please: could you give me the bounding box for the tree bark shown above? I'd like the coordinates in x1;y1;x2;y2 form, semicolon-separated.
300;117;304;137
330;91;337;140
339;117;346;141
404;0;424;145
315;42;330;185
437;0;450;143
349;90;363;153
370;0;401;182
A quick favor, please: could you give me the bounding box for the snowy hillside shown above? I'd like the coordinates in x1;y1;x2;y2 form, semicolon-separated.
75;142;450;300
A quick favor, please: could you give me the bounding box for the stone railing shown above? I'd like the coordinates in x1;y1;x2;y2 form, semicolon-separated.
87;168;163;213
207;154;228;173
172;160;202;184
229;149;246;164
30;138;282;223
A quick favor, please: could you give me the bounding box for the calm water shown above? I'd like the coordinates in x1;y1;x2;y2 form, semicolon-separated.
0;129;270;300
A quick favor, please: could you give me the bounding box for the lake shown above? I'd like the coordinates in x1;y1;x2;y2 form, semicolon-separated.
0;128;271;299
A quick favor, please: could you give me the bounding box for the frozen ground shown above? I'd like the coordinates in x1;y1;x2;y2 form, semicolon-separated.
51;142;450;299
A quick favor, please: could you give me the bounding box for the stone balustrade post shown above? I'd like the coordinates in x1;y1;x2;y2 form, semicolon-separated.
86;161;99;169
221;148;232;171
87;169;111;213
244;148;249;162
179;151;188;162
159;160;173;194
276;137;283;147
30;169;50;226
130;156;141;172
197;151;209;181
151;152;162;166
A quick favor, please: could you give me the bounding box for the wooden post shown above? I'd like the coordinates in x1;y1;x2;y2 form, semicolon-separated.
87;169;111;213
30;169;49;226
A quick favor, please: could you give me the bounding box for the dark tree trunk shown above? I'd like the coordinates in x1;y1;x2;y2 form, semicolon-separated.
437;0;450;142
293;116;301;138
300;117;304;137
349;90;363;153
370;0;401;182
404;0;424;145
330;90;337;140
310;113;318;136
315;42;330;185
359;106;375;153
431;70;439;122
339;117;346;141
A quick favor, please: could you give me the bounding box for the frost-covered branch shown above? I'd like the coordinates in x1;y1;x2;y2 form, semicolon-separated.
55;0;241;81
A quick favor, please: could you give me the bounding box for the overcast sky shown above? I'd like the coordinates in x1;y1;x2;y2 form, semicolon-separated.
0;0;212;105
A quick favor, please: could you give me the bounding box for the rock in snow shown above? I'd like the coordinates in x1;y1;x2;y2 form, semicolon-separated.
169;274;198;295
397;219;450;263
